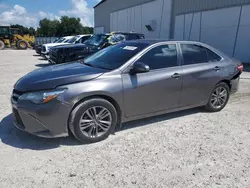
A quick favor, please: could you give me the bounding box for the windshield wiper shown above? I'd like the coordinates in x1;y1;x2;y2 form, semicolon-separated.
81;61;112;70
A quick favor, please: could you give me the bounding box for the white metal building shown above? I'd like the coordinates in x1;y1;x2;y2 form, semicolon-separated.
94;0;250;63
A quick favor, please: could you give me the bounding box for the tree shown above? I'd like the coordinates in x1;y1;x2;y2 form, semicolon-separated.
11;24;36;35
37;16;94;37
12;16;94;37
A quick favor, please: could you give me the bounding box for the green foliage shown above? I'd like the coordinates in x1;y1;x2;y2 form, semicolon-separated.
37;16;94;37
11;24;36;35
36;18;60;37
11;16;93;37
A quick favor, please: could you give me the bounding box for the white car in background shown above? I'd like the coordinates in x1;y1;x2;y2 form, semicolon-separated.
41;36;74;56
41;35;92;57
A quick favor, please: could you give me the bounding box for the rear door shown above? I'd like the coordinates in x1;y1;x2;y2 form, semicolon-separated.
179;43;223;107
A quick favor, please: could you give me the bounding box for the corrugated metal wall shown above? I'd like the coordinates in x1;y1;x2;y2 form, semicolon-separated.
174;0;250;15
173;4;250;62
94;0;154;32
110;0;172;39
170;0;250;37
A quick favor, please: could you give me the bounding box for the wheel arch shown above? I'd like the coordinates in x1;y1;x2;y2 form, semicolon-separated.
67;94;123;134
217;79;231;91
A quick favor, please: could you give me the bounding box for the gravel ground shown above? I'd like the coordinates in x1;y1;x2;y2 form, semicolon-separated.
0;50;250;188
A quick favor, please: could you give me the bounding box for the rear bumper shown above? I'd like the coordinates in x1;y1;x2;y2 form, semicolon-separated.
231;77;240;94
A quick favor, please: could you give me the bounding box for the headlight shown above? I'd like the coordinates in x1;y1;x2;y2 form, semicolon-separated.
19;89;66;104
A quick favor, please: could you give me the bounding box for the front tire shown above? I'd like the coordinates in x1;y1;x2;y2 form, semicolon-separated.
69;98;117;143
0;40;5;50
205;82;230;112
17;40;28;50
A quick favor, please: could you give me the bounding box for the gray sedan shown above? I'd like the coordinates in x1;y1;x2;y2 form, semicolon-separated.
11;40;243;143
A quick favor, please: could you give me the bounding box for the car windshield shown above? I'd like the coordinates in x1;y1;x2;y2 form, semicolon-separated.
67;36;80;43
109;34;126;43
84;34;109;46
53;38;59;43
56;38;66;43
83;42;149;70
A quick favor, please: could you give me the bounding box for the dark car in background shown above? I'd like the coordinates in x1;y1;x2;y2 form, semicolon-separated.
35;38;59;55
48;32;145;64
12;40;243;143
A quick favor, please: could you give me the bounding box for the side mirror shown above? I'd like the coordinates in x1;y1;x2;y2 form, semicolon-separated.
130;62;150;74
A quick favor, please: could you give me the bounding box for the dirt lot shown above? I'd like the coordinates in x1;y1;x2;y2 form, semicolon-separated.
0;50;250;188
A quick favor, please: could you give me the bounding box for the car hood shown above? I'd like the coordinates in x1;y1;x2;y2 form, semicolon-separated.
14;63;106;92
52;43;98;50
44;43;71;48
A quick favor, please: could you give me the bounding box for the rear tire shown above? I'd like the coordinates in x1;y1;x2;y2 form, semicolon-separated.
69;98;117;143
205;82;230;112
0;40;5;50
17;40;28;50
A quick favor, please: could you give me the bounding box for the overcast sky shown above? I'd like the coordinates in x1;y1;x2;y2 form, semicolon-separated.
0;0;101;28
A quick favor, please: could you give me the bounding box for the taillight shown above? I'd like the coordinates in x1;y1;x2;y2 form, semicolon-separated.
237;64;244;72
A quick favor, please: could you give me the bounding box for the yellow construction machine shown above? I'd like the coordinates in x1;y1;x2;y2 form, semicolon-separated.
0;26;35;50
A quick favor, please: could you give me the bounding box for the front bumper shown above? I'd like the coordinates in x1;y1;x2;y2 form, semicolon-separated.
36;48;42;55
11;95;70;138
48;58;56;65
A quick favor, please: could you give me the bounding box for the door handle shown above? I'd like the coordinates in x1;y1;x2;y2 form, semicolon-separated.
214;66;220;71
171;73;181;79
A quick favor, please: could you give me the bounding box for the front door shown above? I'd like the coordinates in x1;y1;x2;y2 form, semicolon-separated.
122;44;183;117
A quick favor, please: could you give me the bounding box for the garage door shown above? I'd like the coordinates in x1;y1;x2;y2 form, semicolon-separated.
174;5;250;63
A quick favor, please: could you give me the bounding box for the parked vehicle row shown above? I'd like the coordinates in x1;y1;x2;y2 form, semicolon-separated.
12;39;243;143
48;32;145;64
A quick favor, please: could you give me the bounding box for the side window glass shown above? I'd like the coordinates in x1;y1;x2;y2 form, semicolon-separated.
206;48;222;62
137;44;178;70
181;44;208;65
81;36;90;44
126;35;139;40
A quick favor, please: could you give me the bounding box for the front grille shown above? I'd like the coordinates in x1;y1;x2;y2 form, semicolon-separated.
12;108;25;129
49;49;60;63
12;89;24;103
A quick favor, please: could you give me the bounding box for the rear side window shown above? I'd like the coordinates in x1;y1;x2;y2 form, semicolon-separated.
126;34;143;40
181;44;207;65
181;44;222;65
207;48;222;62
137;44;178;70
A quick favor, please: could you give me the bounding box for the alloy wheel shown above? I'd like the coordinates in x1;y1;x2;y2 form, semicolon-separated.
210;87;228;109
79;106;112;138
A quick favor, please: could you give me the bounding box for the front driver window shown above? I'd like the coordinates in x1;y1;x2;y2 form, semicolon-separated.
136;44;178;70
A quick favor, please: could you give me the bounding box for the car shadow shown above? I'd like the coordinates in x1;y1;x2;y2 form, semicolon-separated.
33;54;41;57
38;57;48;61
0;108;203;150
119;107;203;132
35;63;50;68
0;114;81;150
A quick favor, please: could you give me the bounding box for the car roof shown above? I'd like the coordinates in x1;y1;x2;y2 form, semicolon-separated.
63;36;74;39
123;39;206;45
115;32;144;35
76;34;92;37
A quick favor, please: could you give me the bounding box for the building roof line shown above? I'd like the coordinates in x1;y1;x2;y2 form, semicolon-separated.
93;0;107;8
